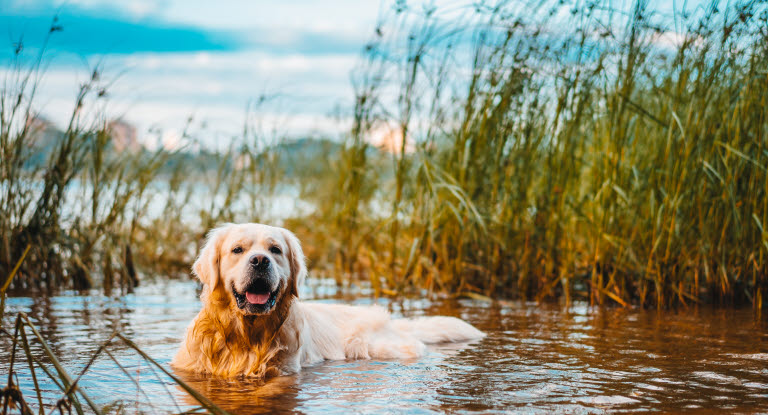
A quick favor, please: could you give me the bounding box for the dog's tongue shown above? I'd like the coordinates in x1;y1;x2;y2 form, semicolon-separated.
246;291;270;305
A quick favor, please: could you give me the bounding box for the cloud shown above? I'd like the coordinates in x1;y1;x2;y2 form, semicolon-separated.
0;0;380;58
0;3;238;56
1;49;358;144
245;29;369;56
0;0;380;144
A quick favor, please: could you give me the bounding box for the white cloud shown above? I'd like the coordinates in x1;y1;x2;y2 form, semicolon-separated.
4;49;360;146
3;0;479;148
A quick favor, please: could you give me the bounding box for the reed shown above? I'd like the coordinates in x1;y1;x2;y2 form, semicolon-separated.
1;1;766;309
0;20;280;292
0;312;231;414
313;0;768;308
0;19;173;292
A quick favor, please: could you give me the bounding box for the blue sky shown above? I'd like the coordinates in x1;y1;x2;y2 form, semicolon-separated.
1;0;713;149
0;0;385;148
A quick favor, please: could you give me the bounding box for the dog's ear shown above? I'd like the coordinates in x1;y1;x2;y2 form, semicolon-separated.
193;224;232;291
282;229;307;297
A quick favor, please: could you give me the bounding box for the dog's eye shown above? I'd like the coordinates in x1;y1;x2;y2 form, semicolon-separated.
269;246;282;255
232;246;243;254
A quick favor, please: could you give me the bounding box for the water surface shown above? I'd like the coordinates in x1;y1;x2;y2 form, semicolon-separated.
2;280;767;413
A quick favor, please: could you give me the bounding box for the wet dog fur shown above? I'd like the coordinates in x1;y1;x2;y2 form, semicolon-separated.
172;223;484;378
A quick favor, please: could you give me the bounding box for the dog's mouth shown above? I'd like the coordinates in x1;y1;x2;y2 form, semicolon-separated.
232;279;279;314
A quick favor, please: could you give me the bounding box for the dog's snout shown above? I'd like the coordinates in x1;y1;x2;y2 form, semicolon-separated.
249;254;270;270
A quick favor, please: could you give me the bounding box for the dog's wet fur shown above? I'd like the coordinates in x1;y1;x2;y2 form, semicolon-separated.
172;223;485;378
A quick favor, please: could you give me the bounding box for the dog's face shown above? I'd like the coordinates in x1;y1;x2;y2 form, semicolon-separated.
193;223;306;315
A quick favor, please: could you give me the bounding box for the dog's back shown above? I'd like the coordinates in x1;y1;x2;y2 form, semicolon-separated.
390;316;485;344
294;302;484;367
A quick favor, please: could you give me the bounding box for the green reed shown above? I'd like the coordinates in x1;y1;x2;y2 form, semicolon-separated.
1;1;766;309
315;0;768;308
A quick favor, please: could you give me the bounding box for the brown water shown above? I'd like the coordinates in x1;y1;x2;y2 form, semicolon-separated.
2;280;767;414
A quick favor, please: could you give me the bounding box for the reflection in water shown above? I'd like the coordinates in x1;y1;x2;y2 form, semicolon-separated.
1;280;767;413
175;372;301;414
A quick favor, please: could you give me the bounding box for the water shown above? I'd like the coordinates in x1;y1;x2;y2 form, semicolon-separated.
2;280;767;414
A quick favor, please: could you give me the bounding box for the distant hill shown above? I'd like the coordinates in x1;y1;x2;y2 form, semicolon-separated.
23;119;389;180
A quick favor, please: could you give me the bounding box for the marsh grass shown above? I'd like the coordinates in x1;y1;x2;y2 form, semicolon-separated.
0;18;281;293
1;1;767;310
308;0;768;309
0;3;766;409
0;23;173;292
0;312;230;414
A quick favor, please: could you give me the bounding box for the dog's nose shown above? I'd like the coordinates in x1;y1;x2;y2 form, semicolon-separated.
249;254;270;270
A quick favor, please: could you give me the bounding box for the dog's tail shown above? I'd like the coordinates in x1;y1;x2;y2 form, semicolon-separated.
391;316;485;344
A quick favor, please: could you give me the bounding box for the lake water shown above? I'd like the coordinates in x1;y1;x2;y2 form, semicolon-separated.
1;280;767;414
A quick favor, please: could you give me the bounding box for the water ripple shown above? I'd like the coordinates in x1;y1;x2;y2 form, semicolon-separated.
1;280;767;413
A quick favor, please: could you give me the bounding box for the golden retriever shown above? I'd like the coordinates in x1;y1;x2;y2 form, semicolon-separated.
172;223;484;378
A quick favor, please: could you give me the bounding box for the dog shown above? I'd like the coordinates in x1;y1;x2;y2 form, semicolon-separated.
172;223;484;378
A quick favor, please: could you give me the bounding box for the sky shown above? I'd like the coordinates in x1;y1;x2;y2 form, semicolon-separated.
0;0;714;150
0;0;386;149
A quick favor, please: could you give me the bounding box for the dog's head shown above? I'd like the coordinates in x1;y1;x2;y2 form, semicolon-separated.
193;223;306;315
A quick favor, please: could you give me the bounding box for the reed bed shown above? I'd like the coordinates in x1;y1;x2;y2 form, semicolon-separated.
0;22;279;293
305;0;768;308
1;0;767;309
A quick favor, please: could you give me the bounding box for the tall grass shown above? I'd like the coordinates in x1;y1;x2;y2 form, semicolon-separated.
0;52;168;291
0;20;282;292
315;0;768;308
1;1;766;309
